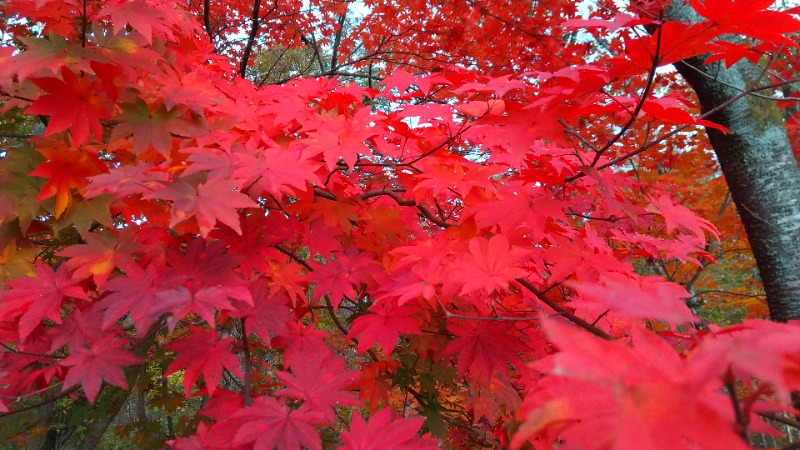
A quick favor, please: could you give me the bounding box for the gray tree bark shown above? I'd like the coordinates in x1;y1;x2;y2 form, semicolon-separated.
669;4;800;321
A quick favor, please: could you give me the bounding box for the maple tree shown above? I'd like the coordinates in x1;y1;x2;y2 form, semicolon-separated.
1;0;800;448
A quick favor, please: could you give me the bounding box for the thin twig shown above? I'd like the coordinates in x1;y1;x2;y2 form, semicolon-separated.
516;278;613;340
438;299;539;322
0;342;61;359
274;244;313;271
724;371;749;441
760;411;800;430
0;386;80;418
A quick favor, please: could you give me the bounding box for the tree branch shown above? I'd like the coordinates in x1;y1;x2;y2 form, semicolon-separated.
589;21;663;166
239;0;263;79
564;75;800;183
203;0;213;42
516;278;613;340
240;318;252;407
328;8;348;75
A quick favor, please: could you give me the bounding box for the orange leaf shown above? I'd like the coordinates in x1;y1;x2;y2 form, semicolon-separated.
28;140;107;217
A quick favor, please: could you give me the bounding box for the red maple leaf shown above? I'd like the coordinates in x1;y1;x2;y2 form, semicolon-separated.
443;321;527;380
297;218;345;257
164;326;243;397
276;349;360;420
705;41;764;69
99;264;180;333
338;408;439;450
163;237;244;288
692;0;800;45
513;318;748;449
568;273;695;324
61;334;141;403
452;235;530;295
145;176;257;237
58;232;142;287
379;268;437;306
381;69;418;95
231;144;322;198
83;162;170;198
26;66;111;145
4;34;89;83
170;420;253;450
159;284;251;327
197;389;246;422
647;195;719;245
232;397;326;450
0;262;88;341
349;361;397;411
346;303;423;355
273;322;330;369
111;99;205;158
304;246;379;309
692;320;800;396
48;306;106;353
97;0;174;45
467;186;564;237
155;70;227;114
303;108;378;170
28;140;107;217
168;422;219;450
641;96;730;132
231;280;292;346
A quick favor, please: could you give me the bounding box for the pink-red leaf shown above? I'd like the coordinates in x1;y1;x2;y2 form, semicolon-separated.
443;321;526;380
232;397;326;450
61;334;141;403
0;262;88;341
453;235;530;295
568;273;696;324
146;177;257;237
276;350;360;420
346;303;423;355
339;408;438;450
26;66;110;145
647;195;719;245
165;326;243;397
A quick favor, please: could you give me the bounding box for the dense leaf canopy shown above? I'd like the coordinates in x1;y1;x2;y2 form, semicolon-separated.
0;0;799;448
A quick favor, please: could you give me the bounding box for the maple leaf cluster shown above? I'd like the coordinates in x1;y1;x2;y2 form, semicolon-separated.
0;0;799;448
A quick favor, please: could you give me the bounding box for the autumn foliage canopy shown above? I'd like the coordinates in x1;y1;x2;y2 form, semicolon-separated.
1;0;800;448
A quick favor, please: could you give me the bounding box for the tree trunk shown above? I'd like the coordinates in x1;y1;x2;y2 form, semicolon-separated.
669;4;800;321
